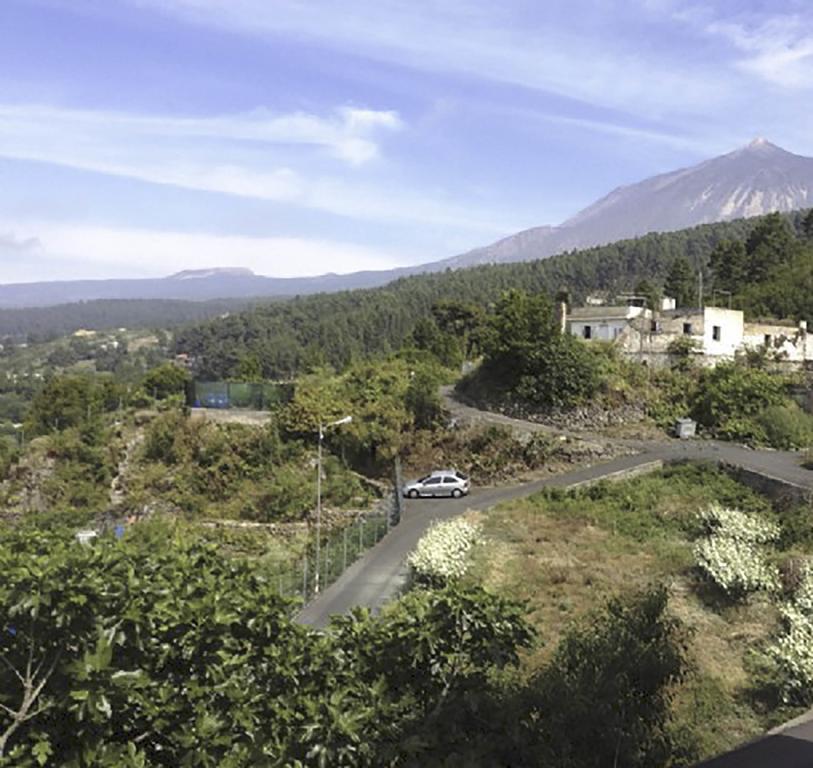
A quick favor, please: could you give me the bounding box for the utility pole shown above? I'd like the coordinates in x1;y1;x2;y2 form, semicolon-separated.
314;414;352;595
698;270;704;309
315;422;322;594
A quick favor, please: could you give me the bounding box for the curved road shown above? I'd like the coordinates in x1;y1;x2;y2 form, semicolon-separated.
298;411;813;628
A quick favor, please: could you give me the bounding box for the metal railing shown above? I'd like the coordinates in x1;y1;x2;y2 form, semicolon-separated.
272;492;400;604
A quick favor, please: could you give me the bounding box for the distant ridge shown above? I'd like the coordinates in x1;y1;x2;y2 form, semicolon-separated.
3;139;812;308
168;267;256;280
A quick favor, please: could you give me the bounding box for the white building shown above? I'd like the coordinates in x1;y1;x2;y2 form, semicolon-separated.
567;303;648;342
565;297;813;368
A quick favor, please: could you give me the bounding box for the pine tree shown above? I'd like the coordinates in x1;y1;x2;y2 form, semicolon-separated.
664;256;697;308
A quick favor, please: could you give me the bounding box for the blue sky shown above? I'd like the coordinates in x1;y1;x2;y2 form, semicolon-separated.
1;0;813;282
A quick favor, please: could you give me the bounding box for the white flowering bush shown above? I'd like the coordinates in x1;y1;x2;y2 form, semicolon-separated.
766;560;813;704
697;503;780;544
792;562;813;615
767;604;813;704
408;518;481;583
693;504;780;600
694;537;779;597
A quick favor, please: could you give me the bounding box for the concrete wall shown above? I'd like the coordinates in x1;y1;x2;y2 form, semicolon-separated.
743;321;811;363
702;306;743;358
719;463;813;506
569;319;627;341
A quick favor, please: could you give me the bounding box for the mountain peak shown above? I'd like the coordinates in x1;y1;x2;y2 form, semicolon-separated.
740;136;784;153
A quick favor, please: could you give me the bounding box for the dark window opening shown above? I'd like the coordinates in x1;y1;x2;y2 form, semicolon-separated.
583;325;592;339
764;334;772;347
683;323;692;335
712;325;721;341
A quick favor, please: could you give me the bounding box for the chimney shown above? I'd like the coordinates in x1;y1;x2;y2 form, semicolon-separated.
799;320;808;333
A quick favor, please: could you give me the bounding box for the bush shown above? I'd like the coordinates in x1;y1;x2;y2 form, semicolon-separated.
697;503;780;545
691;363;786;442
469;289;602;411
693;504;780;600
694;536;779;598
530;586;690;768
240;464;313;522
755;403;813;450
141;363;190;400
408;518;481;584
767;564;813;705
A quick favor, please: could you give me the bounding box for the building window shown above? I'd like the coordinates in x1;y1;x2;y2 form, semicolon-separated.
683;322;692;335
650;320;661;333
712;325;721;341
764;334;772;347
613;327;622;339
583;325;592;339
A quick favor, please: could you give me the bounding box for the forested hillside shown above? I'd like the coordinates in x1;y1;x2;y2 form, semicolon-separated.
176;212;811;378
0;297;258;342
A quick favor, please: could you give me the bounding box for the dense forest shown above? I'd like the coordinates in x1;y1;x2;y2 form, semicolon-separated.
176;211;812;378
0;297;259;341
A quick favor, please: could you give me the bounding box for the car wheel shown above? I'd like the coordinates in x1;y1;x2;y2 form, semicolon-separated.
452;488;463;498
408;489;419;499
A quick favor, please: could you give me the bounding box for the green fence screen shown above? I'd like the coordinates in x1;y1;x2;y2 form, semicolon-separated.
189;381;293;410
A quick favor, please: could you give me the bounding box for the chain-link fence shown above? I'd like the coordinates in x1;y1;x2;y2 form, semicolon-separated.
273;490;401;604
188;381;293;410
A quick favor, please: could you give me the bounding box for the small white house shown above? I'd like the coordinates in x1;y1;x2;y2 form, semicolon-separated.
567;304;649;342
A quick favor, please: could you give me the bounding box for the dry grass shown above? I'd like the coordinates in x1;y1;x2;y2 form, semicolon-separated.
472;503;689;669
465;463;799;758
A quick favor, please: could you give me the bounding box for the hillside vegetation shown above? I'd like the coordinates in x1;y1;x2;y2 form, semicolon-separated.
176;210;813;379
0;297;257;342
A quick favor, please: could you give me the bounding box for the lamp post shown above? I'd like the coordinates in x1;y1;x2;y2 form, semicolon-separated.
315;415;352;594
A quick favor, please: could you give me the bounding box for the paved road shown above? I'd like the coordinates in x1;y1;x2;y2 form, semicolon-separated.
298;406;813;628
298;438;813;627
296;451;665;626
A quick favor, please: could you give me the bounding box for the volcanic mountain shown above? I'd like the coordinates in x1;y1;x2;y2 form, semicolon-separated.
439;138;813;268
1;138;811;307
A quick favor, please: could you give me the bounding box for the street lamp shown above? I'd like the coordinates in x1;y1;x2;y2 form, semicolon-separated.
315;415;352;594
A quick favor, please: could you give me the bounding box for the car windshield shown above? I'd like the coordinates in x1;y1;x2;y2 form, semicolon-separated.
417;476;430;483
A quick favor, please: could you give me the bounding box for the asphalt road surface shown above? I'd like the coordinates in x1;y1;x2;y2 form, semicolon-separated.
297;436;813;628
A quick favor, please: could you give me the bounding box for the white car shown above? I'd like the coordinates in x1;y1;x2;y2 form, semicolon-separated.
402;470;470;499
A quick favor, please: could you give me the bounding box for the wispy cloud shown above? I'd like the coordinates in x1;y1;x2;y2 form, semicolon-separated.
128;0;729;118
0;103;402;167
0;221;407;281
706;13;813;89
0;103;517;234
0;232;42;254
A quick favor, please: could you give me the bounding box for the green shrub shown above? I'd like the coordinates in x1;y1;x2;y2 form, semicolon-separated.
141;363;190;400
468;289;602;411
239;465;313;522
755;403;813;450
691;362;789;443
530;586;690;768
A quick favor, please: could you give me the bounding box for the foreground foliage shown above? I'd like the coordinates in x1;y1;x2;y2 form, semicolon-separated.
0;524;533;767
0;519;703;767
